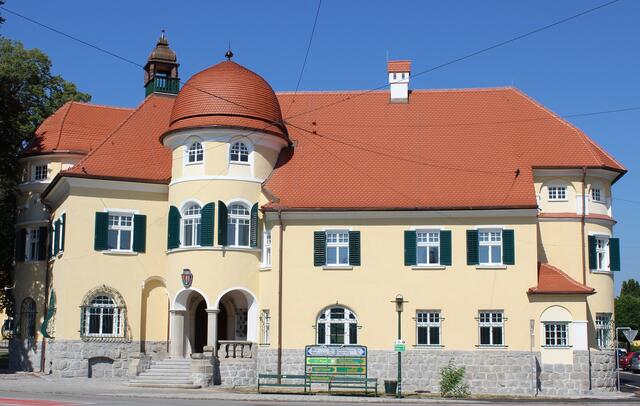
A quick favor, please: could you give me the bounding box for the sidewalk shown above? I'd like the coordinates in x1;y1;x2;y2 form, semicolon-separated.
0;373;636;403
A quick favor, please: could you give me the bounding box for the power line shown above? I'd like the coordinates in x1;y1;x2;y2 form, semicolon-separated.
285;0;322;117
283;0;623;121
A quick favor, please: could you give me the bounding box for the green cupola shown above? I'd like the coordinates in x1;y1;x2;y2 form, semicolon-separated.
144;30;180;96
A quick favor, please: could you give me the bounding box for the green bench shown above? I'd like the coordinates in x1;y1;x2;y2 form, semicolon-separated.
257;374;310;393
328;376;378;396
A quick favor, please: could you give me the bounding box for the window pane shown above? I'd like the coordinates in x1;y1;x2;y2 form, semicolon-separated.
492;327;503;345
227;223;236;246
330;308;345;319
330;323;345;344
430;327;440;345
239;224;250;246
107;230;118;250
326;247;337;265
479;246;489;264
102;311;114;335
89;313;100;334
491;246;502;264
429;246;439;264
417;246;427;264
338;247;349;265
185;223;194;246
480;326;491;345
349;324;357;344
119;230;131;250
417;326;428;345
317;323;325;344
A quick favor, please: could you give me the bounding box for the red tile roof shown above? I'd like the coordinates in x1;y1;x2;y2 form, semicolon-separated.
263;87;625;210
387;60;411;72
25;101;133;156
63;94;174;183
528;263;595;295
166;61;287;140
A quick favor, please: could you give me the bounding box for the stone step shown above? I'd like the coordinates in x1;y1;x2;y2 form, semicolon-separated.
127;382;201;389
141;368;191;374
137;373;192;379
133;376;194;383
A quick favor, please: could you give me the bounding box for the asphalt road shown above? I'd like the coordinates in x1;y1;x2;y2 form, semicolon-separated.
621;370;640;393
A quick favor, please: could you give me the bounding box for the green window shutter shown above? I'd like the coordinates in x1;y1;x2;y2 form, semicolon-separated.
250;203;259;248
502;229;515;265
200;203;215;247
466;230;479;265
610;237;621;271
15;229;26;262
38;226;48;261
588;235;597;270
53;219;61;255
48;225;54;256
217;201;228;246
94;212;108;251
440;230;452;266
404;230;416;266
348;231;361;266
60;213;66;252
132;214;147;253
314;231;326;266
167;206;181;250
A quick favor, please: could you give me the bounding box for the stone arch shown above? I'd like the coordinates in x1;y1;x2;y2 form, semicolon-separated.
214;287;259;342
172;287;212;312
540;305;573;322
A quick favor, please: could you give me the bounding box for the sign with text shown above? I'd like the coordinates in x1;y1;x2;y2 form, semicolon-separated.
305;345;366;357
305;345;368;381
394;339;406;352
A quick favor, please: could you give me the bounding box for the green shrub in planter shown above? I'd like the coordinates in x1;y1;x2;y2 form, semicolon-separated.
439;359;470;398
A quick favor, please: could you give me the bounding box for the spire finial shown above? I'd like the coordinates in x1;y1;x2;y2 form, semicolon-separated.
161;29;165;40
225;41;233;60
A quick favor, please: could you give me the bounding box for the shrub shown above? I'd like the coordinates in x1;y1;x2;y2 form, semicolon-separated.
439;359;470;398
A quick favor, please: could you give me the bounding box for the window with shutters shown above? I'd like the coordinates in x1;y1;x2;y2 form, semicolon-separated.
316;306;358;345
230;141;249;163
595;236;609;271
596;313;612;349
33;164;48;181
227;203;250;247
544;323;569;347
182;204;201;247
548;185;567;201
478;311;504;346
20;297;36;340
25;228;39;261
478;229;502;266
416;311;441;346
186;141;204;164
262;229;272;267
107;214;133;251
417;231;440;266
326;231;349;266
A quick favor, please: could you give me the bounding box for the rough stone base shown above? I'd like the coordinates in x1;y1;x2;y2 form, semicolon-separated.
257;348;616;396
39;339;168;379
9;339;42;372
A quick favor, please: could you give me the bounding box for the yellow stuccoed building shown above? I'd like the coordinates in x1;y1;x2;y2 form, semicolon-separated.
9;34;624;395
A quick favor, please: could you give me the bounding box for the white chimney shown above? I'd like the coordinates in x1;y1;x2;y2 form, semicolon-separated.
388;60;411;103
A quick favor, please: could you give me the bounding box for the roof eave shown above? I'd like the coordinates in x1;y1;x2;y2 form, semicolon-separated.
262;204;539;212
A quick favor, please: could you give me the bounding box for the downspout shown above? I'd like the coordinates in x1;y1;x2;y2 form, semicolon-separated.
581;167;592;391
40;200;54;373
277;209;284;378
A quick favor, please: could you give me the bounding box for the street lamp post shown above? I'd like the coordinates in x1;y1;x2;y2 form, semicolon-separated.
393;294;407;398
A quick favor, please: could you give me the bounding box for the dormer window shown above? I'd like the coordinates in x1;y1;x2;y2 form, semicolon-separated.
34;164;48;181
548;185;567;201
187;142;204;164
230;142;249;163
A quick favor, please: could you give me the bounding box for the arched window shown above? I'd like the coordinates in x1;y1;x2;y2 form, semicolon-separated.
230;142;249;163
82;294;123;337
227;203;250;246
182;203;201;247
187;142;204;164
20;298;36;340
316;306;358;345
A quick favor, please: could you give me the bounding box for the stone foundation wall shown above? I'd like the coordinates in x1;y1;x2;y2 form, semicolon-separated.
40;339;168;379
256;347;616;396
9;339;42;372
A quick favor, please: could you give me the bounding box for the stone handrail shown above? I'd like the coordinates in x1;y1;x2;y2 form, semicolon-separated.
217;340;253;359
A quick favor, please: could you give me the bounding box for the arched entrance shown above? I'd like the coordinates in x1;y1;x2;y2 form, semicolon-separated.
171;289;209;358
215;288;258;342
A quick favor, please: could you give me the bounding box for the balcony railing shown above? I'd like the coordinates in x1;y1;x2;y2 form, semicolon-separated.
145;76;180;96
217;340;253;359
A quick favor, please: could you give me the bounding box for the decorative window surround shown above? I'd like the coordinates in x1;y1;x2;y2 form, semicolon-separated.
316;306;358;345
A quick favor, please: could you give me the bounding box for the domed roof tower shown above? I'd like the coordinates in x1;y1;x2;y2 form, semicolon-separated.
144;31;180;96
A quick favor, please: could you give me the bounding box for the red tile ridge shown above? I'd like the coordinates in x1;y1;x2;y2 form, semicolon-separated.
276;86;517;96
528;262;595;295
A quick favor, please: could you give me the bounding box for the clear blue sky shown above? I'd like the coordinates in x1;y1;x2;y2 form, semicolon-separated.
2;0;639;294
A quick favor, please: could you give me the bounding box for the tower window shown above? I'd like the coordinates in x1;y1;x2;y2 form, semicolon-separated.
230;142;249;163
182;203;201;247
187;142;204;164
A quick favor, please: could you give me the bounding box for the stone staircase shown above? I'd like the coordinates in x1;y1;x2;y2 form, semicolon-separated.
128;358;201;389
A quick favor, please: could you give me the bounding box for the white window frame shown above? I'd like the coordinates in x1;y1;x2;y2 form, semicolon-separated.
33;164;48;181
227;202;251;247
325;230;349;266
478;311;505;346
596;313;612;349
262;229;272;267
83;295;124;338
548;185;568;201
316;306;358;345
181;203;202;247
543;322;569;347
229;141;250;164
478;228;503;266
416;310;441;346
591;187;603;203
595;235;610;272
107;213;134;252
25;227;40;262
186;141;204;165
260;309;271;345
416;230;440;266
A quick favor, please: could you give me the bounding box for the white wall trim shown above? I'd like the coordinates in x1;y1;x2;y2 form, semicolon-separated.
163;127;288;151
172;287;212;311
178;198;205;213
169;175;265;186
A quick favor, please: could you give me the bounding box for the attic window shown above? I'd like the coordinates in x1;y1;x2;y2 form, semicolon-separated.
34;164;48;181
548;186;567;201
230;142;249;163
187;142;203;164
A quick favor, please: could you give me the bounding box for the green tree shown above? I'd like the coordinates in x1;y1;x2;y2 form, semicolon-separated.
621;279;640;298
0;37;90;314
615;294;640;332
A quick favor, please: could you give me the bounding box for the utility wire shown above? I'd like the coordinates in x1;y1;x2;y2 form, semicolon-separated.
285;0;322;117
283;0;623;120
